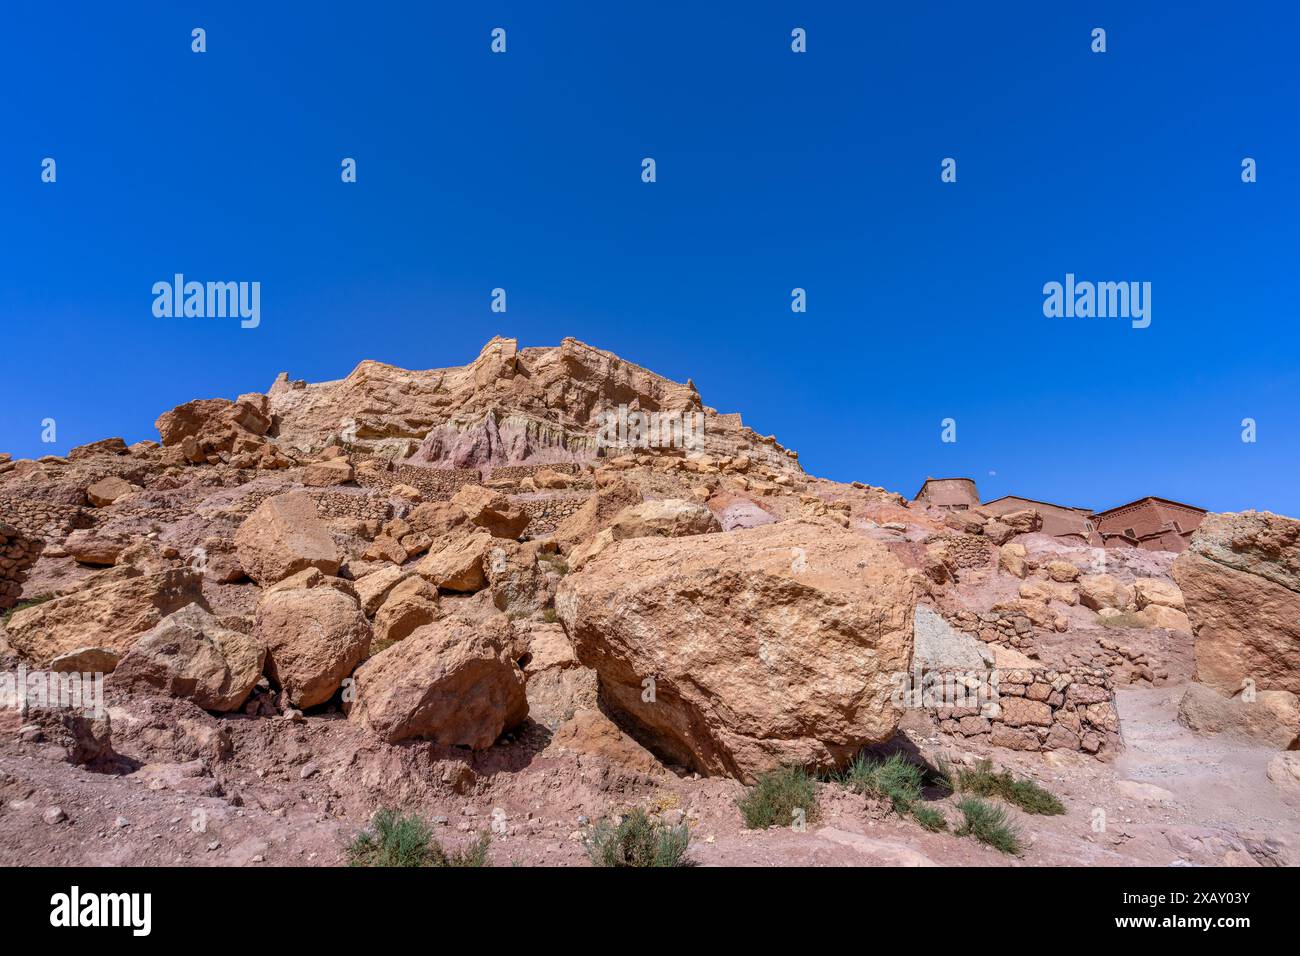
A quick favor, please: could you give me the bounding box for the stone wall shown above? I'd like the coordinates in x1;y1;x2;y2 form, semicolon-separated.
356;465;480;501
519;494;589;538
0;493;93;543
950;607;1038;651
926;664;1119;756
489;462;582;481
0;523;41;610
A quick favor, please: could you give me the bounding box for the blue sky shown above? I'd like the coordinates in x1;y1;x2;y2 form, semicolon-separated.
2;1;1297;515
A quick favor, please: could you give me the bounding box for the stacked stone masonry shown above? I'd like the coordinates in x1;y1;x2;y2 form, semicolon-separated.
0;522;41;611
927;665;1119;755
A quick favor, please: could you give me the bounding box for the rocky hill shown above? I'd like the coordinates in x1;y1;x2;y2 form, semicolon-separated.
0;337;1296;868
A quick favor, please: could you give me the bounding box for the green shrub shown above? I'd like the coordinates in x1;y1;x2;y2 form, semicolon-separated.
738;766;821;830
584;809;691;867
909;803;948;832
955;797;1022;855
346;809;490;867
956;760;1065;815
840;753;926;812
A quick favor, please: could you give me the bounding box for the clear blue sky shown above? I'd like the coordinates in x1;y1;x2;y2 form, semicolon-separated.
2;1;1297;515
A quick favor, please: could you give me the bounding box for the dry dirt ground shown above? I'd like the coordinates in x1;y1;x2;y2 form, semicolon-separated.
1;679;1294;868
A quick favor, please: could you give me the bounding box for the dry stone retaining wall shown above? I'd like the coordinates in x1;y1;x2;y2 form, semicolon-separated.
0;522;41;610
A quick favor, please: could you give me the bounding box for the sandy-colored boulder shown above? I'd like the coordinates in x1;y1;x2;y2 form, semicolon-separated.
1078;573;1133;612
1135;603;1191;632
555;520;920;781
1133;577;1184;611
1001;509;1043;534
406;501;468;539
50;647;121;674
86;476;137;507
1173;511;1300;696
1045;560;1080;583
520;623;598;729
64;528;131;565
449;485;528;539
302;460;354;487
548;708;664;776
372;576;441;647
234;492;341;585
608;498;721;539
983;519;1016;546
415;530;495;592
552;479;642;551
354;565;412;616
255;587;371;708
1176;682;1299;749
347;615;527;746
108;605;265;712
533;467;571;489
5;567;204;664
998;543;1028;579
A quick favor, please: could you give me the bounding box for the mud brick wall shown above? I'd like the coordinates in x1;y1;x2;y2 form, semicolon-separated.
519;494;589;538
0;523;41;610
950;608;1037;650
0;493;93;543
930;665;1118;756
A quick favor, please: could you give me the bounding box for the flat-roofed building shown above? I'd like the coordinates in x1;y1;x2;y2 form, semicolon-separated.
980;494;1100;545
1091;496;1206;553
913;477;980;511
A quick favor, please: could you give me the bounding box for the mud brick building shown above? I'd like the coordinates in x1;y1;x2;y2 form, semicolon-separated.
913;477;980;511
1091;496;1206;553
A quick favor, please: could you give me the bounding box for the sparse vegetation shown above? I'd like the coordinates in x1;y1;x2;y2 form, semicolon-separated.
1;594;53;625
909;803;949;832
955;797;1022;854
584;809;691;867
954;759;1065;815
738;766;821;829
346;809;490;867
839;752;948;831
540;607;559;624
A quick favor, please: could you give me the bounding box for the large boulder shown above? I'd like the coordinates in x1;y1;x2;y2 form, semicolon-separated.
1173;511;1300;696
254;586;371;708
108;605;265;712
570;498;721;570
607;498;721;539
551;478;642;551
234;492;341;585
415;529;495;592
4;567;204;664
555;520;921;781
347;615;527;746
1078;573;1133;612
1176;682;1299;749
449;485;528;539
86;475;138;507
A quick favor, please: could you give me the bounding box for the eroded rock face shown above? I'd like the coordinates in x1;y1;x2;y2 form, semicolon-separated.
234;493;341;585
108;605;265;713
555;520;920;781
255;586;370;708
5;567;204;664
347;615;527;746
1176;682;1298;749
1173;511;1300;695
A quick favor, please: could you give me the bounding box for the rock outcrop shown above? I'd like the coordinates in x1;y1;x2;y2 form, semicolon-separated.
255;585;371;708
556;520;920;781
1173;511;1300;696
108;605;265;712
234;493;342;585
347;615;527;746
